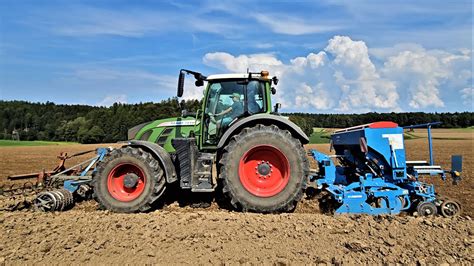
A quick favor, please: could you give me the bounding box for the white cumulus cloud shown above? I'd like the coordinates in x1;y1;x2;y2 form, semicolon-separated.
203;53;283;73
382;48;471;109
202;36;471;113
324;36;398;111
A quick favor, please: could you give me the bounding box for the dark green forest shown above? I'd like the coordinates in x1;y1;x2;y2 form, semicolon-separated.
0;99;200;143
1;100;472;143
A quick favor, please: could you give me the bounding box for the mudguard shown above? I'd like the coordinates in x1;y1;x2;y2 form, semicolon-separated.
217;114;309;149
127;122;149;140
125;140;177;183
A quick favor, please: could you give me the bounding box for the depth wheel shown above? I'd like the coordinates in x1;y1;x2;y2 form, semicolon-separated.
417;201;437;217
219;124;309;213
440;200;461;217
92;147;166;213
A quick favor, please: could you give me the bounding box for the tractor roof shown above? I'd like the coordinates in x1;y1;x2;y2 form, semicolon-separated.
206;73;250;80
207;71;271;81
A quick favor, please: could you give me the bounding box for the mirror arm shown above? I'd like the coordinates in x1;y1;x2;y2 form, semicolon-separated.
181;69;207;81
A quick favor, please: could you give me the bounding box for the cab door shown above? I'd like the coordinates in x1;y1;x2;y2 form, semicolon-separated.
200;81;242;148
199;79;268;149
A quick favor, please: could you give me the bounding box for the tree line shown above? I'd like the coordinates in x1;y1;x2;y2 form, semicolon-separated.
0;99;200;143
0;100;472;143
287;112;474;137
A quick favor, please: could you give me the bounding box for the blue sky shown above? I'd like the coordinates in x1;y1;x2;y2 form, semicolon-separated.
0;0;472;113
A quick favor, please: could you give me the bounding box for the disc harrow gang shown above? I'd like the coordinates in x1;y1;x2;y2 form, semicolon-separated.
1;148;109;212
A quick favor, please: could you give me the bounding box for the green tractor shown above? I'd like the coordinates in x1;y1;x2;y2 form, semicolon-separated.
92;69;310;213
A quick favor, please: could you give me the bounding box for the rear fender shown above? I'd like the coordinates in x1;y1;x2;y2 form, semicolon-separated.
217;114;309;149
125;140;177;183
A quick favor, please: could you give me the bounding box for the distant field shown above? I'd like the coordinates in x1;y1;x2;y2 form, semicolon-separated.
0;140;78;146
309;128;331;143
309;127;473;144
404;128;473;140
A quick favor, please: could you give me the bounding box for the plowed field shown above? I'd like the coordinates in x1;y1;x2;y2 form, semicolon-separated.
0;131;472;264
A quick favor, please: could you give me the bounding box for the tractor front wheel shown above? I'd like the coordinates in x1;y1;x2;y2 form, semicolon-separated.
92;146;166;213
219;124;309;213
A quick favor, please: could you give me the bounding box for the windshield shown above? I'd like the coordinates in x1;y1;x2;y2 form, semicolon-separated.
205;80;265;115
205;81;243;115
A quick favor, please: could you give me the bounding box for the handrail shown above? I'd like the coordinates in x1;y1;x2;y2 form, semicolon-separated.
403;122;442;165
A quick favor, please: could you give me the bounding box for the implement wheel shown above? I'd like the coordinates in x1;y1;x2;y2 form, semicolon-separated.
92;147;166;213
219;124;309;213
440;200;461;217
417;201;437;217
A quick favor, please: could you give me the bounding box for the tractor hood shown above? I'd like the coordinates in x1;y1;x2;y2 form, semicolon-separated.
127;117;198;140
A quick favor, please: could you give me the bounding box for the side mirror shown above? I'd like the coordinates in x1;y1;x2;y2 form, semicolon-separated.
177;71;185;97
271;87;276;95
272;76;279;85
274;103;281;113
195;79;204;87
178;69;207;97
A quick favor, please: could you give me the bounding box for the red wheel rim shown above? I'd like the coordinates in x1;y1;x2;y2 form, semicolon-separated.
107;163;146;202
238;145;290;197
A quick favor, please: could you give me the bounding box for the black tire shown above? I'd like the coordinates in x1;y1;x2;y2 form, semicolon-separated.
92;146;166;213
416;201;437;217
219;124;309;213
439;200;461;217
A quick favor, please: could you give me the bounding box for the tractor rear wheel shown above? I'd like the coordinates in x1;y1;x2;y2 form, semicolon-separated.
92;146;166;213
219;124;309;213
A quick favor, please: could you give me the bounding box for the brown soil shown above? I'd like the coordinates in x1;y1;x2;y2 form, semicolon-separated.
1;209;473;264
405;128;473;139
0;135;473;264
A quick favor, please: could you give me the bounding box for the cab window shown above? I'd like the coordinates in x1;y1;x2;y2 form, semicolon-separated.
202;80;266;145
247;80;265;114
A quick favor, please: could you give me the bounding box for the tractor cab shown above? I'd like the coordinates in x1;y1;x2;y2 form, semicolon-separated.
202;74;269;145
177;69;279;149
